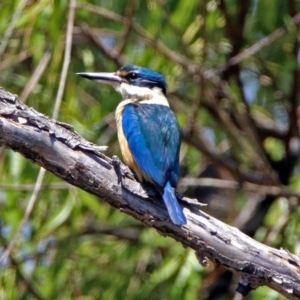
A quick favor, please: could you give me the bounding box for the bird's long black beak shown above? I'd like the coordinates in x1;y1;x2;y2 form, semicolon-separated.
76;72;122;86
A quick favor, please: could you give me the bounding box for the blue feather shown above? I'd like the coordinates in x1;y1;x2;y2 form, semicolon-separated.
122;103;180;186
163;182;187;225
122;103;186;225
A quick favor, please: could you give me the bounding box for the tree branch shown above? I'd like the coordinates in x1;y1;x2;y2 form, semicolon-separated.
1;87;300;299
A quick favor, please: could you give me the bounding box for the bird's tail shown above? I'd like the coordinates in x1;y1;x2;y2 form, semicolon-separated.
162;182;187;225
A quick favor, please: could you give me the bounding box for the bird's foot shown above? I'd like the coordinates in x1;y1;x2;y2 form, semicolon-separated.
112;155;135;183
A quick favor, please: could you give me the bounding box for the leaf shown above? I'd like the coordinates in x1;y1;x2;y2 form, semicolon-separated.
39;196;74;237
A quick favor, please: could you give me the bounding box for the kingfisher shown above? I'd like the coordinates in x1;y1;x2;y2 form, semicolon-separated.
77;65;187;225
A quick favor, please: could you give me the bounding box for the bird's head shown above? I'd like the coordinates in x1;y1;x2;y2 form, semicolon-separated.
77;64;167;101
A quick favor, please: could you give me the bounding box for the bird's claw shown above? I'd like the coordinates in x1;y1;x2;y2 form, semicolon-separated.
112;155;135;183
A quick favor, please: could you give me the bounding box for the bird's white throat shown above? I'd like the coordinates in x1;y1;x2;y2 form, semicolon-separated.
114;82;169;106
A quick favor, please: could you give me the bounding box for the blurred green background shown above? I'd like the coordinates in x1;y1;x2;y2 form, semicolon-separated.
1;0;300;299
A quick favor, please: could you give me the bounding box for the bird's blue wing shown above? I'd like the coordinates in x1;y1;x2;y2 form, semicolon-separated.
122;103;180;187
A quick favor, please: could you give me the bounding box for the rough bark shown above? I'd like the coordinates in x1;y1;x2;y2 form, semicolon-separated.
1;87;300;299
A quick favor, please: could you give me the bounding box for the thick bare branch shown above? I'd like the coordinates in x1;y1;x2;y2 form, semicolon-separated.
1;87;300;299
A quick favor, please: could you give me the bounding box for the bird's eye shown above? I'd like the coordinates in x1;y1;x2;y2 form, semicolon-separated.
128;72;138;80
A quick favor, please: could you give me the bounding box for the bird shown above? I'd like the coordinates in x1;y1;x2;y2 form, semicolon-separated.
77;64;187;225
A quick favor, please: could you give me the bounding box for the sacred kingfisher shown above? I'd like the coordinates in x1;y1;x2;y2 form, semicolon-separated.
77;65;187;225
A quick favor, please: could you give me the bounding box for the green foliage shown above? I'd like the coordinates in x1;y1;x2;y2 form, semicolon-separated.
1;0;300;299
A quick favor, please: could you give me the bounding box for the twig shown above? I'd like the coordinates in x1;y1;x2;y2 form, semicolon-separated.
178;177;300;198
286;39;300;154
0;50;31;71
19;51;52;103
0;0;27;56
181;128;266;184
185;2;207;134
0;0;76;265
80;24;124;67
207;84;279;184
52;0;76;119
75;3;200;74
114;0;135;56
0;168;46;265
157;0;195;59
205;11;300;79
76;3;300;81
